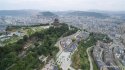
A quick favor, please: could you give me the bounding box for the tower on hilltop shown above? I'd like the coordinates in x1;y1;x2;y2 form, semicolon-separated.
51;18;60;26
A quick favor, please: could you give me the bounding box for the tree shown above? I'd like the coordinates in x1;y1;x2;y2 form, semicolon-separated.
23;35;28;41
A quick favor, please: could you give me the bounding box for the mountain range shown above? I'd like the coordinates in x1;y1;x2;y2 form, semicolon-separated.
0;10;125;18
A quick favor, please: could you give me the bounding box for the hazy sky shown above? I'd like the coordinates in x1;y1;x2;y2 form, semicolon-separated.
0;0;125;11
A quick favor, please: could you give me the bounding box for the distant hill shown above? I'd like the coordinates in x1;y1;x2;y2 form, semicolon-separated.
0;10;58;18
37;11;58;17
0;10;39;16
65;11;109;18
0;10;109;18
88;10;125;18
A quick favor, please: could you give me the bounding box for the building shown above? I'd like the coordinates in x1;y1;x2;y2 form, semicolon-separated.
51;18;61;27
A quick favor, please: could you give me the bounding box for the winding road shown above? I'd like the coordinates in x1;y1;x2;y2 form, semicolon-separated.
87;47;93;70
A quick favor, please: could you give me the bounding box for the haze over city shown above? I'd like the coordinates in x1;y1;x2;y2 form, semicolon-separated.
0;0;125;70
0;0;125;11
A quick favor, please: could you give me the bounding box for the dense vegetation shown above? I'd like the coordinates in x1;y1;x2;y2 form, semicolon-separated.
0;24;76;70
6;24;49;31
71;32;112;70
62;26;78;37
0;33;3;36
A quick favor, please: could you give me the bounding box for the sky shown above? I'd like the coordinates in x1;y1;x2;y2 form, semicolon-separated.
0;0;125;11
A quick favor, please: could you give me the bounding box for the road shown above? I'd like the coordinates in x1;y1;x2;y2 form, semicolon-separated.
55;30;80;58
55;31;80;70
87;47;93;70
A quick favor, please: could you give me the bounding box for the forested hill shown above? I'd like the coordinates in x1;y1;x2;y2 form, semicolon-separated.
0;23;78;70
65;11;109;18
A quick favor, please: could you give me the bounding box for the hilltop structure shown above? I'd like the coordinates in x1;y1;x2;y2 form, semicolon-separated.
51;18;61;27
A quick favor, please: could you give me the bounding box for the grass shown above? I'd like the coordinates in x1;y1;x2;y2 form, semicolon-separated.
71;35;96;70
71;33;111;70
71;46;90;70
71;39;91;70
6;26;45;36
2;26;45;45
2;36;21;45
